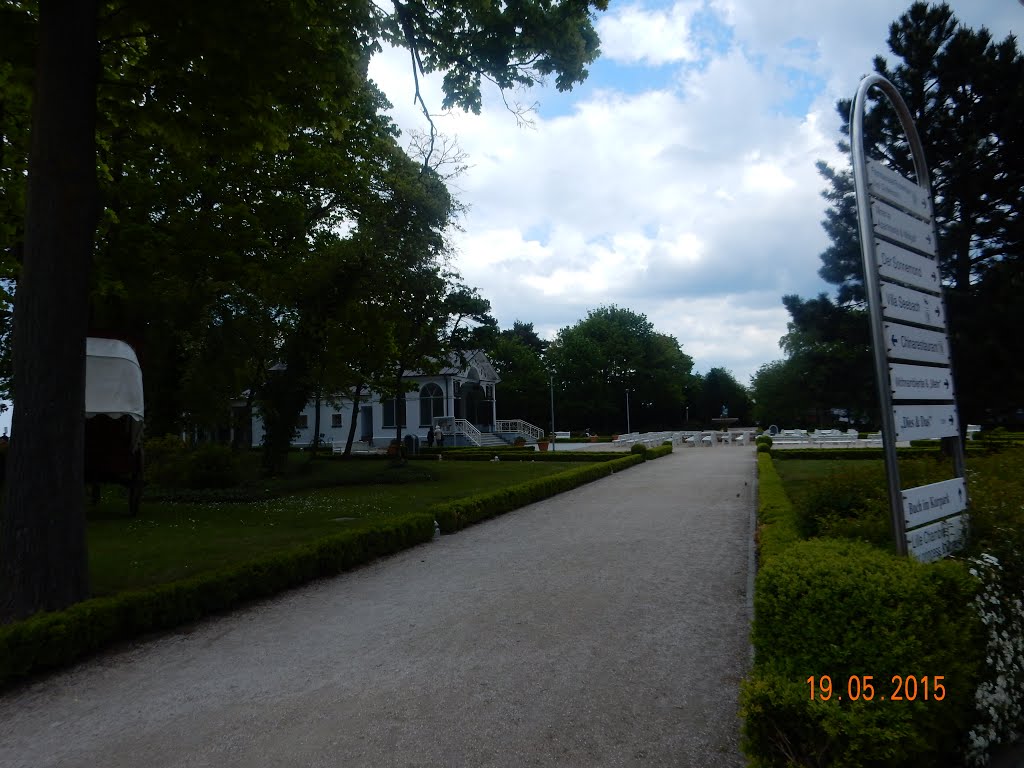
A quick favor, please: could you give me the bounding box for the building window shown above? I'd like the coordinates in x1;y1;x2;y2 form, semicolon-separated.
382;397;406;429
331;413;343;429
420;383;444;426
296;414;309;429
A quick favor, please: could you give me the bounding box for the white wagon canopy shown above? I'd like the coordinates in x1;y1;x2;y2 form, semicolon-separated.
85;337;144;422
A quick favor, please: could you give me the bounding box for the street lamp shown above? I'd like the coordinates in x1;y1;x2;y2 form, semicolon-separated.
549;372;556;452
626;388;631;434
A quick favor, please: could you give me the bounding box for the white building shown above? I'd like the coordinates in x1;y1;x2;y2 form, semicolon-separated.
250;350;543;449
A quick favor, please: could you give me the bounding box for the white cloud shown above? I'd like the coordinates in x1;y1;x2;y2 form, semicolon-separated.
596;1;704;66
366;0;1018;391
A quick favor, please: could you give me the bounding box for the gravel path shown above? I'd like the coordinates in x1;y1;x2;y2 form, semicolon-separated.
0;446;757;768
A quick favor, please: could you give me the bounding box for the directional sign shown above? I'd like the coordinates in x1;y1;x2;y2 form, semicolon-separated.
908;513;967;563
903;477;967;530
867;159;932;219
880;281;945;329
884;322;951;365
876;240;940;292
893;403;958;441
889;362;954;401
871;199;936;256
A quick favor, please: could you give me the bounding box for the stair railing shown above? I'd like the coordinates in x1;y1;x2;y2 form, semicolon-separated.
441;418;482;446
494;419;545;441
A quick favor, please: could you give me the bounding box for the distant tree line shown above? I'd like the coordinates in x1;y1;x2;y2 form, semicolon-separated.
484;308;751;436
751;2;1023;430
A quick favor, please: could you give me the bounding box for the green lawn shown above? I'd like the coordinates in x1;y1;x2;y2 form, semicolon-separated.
87;459;576;596
772;447;1024;553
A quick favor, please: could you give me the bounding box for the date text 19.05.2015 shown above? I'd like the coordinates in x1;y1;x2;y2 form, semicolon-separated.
807;675;946;702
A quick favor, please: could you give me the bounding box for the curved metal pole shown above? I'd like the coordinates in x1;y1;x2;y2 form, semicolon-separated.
851;75;931;556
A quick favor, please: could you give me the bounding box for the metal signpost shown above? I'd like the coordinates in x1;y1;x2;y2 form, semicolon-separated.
851;74;968;561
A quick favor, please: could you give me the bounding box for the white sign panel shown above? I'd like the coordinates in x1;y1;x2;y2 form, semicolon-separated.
908;513;966;563
876;241;940;292
871;199;936;256
880;282;945;329
884;322;951;365
893;403;958;441
867;159;932;219
889;362;954;401
903;478;967;530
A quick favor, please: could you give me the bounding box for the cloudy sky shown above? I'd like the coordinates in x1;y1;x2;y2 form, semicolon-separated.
368;0;1021;385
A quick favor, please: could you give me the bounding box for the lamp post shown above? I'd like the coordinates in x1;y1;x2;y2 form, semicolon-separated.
626;388;631;434
549;372;555;452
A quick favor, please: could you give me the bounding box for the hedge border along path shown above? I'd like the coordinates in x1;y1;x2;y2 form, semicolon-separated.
742;453;985;767
0;451;658;688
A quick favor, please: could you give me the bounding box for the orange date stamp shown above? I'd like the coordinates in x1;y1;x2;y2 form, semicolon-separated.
807;675;946;702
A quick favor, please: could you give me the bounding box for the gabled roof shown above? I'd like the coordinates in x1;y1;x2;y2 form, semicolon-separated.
405;349;500;383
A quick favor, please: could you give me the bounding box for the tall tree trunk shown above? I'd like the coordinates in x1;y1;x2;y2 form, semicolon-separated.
311;389;322;458
343;383;364;457
1;0;99;623
393;372;405;460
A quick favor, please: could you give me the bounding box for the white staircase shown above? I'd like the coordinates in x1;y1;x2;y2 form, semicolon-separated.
476;433;509;448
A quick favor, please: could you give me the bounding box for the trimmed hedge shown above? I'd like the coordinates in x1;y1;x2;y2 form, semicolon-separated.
772;447;941;461
774;444;995;461
743;453;987;766
754;452;800;563
432;454;644;533
0;512;434;687
410;450;626;463
645;443;673;459
743;539;983;767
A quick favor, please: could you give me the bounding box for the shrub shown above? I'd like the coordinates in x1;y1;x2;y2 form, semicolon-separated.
756;443;770;453
630;443;648;455
143;434;189;486
186;444;242;489
645;444;673;459
791;466;891;545
742;538;984;767
756;435;773;448
755;453;800;561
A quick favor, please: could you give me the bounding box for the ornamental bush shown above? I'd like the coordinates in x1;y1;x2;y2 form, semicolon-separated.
630;443;648;455
143;434;190;486
742;538;984;766
186;443;242;488
791;467;891;545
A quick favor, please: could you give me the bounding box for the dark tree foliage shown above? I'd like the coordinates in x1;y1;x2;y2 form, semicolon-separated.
812;2;1023;424
545;306;694;435
486;322;550;430
693;367;752;426
0;0;610;621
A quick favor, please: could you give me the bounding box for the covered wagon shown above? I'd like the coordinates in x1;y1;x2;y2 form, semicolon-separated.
84;337;144;515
